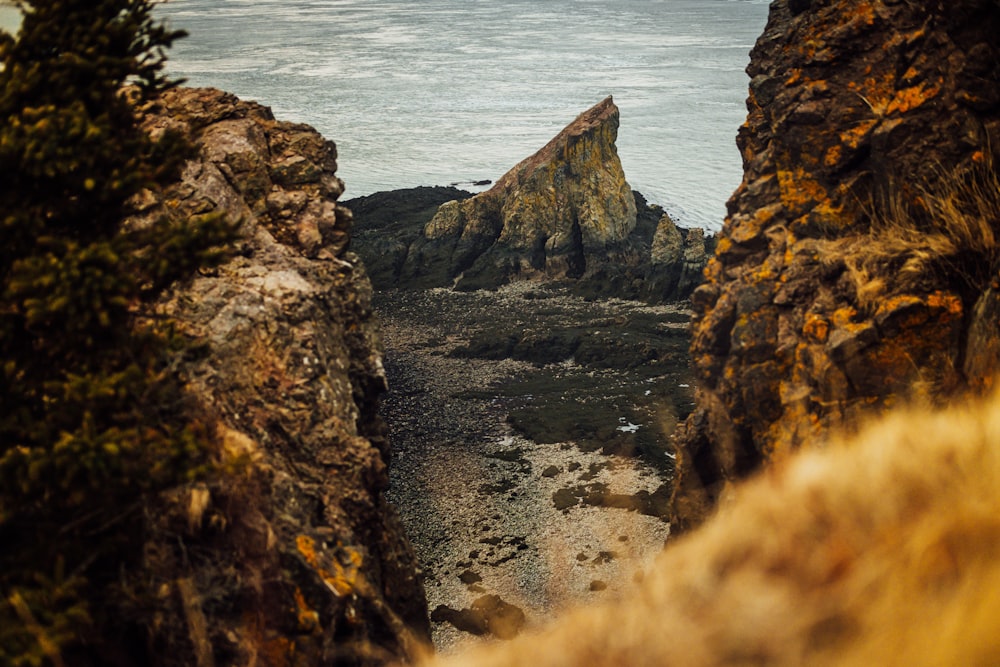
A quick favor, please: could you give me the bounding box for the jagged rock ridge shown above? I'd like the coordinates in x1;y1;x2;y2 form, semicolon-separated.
669;0;1000;530
350;100;712;302
128;87;429;666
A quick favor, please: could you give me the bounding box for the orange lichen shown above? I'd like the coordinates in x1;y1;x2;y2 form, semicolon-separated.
886;80;941;115
880;297;932;332
777;168;830;213
840;119;878;150
753;206;776;227
296;534;362;597
753;264;777;283
831;306;860;328
848;1;876;27
294;588;321;633
851;67;940;117
824;145;843;168
296;535;319;567
798;40;826;62
926;291;963;321
803;314;830;343
715;236;733;256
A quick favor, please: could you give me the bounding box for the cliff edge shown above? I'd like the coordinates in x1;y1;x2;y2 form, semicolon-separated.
129;88;429;665
670;0;1000;530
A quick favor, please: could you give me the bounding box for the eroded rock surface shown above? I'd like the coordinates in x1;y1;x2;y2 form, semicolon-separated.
403;96;635;289
350;104;711;302
670;0;1000;530
129;87;429;665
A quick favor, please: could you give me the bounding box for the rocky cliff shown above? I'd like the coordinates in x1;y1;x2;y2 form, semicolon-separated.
670;0;1000;530
128;87;429;665
349;101;711;302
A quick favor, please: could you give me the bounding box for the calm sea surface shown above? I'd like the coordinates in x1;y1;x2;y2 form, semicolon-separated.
0;4;19;34
10;1;772;230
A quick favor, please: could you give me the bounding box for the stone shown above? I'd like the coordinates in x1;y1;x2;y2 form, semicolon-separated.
349;108;712;303
406;96;637;289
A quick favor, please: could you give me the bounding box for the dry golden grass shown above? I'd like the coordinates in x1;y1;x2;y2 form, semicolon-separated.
832;159;1000;311
420;389;1000;667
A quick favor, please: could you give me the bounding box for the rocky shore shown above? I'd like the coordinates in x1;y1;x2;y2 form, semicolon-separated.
348;97;713;303
374;283;696;650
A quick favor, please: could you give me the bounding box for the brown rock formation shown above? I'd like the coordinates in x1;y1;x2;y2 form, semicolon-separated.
398;97;639;289
128;88;429;665
349;108;712;303
670;0;1000;531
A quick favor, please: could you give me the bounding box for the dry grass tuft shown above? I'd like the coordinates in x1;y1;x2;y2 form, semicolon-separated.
831;158;1000;311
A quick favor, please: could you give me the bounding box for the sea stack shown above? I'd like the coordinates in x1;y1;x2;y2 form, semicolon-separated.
401;96;638;289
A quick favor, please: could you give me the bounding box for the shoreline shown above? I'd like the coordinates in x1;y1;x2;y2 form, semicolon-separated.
377;284;694;651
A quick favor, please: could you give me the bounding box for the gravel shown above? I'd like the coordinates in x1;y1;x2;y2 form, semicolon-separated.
377;284;693;652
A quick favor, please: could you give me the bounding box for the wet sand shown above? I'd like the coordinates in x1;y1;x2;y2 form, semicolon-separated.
377;284;695;651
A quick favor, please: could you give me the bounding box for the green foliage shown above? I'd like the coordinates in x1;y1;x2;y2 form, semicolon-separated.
0;0;235;662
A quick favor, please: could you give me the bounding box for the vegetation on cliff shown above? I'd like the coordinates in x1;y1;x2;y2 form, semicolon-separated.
670;0;1000;531
0;1;233;662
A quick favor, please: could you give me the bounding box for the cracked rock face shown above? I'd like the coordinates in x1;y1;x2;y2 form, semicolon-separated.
130;87;429;665
670;0;1000;531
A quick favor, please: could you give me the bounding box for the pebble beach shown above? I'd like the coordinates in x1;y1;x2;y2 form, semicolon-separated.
376;284;695;651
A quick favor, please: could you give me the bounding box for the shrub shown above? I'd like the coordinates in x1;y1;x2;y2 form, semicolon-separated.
0;0;234;662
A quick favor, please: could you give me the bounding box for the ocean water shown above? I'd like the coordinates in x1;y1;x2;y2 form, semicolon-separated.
152;1;771;230
0;4;20;34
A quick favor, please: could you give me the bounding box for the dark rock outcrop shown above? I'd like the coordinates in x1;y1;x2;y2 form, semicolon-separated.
669;0;1000;531
348;186;475;288
128;88;429;665
349;102;712;302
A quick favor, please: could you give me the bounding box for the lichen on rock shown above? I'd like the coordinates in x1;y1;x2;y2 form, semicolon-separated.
669;0;1000;531
128;87;430;665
